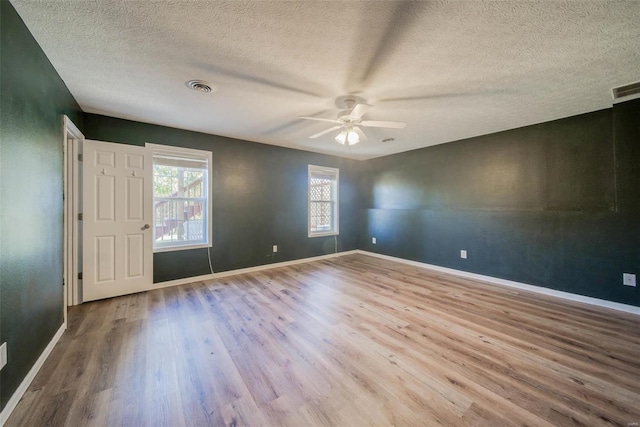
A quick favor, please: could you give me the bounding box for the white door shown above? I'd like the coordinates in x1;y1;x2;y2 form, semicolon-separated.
82;140;153;301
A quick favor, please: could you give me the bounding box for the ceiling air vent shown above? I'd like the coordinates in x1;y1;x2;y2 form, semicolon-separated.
612;81;640;100
187;80;215;93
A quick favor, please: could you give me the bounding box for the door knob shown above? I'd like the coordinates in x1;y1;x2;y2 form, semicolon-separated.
142;224;151;230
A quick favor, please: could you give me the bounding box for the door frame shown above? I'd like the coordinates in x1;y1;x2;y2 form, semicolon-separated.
63;115;84;319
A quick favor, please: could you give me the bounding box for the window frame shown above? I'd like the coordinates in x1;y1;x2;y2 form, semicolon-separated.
147;143;213;253
308;164;339;238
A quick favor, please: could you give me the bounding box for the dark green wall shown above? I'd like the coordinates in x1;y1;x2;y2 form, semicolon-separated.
83;114;361;282
0;1;84;410
360;103;640;306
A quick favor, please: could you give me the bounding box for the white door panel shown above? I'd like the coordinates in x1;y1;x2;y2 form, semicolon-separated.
83;140;152;301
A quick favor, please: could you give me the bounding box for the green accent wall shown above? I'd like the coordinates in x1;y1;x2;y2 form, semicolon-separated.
360;103;640;306
83;114;362;282
1;1;84;410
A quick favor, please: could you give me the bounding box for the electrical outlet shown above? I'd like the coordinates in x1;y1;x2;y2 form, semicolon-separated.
272;245;278;253
623;273;636;287
460;250;467;259
0;342;7;370
372;237;376;244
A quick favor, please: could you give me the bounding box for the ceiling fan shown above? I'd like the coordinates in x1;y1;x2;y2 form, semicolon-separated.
298;97;406;145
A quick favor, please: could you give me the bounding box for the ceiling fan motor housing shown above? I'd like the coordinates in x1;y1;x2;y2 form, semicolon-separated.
338;110;356;122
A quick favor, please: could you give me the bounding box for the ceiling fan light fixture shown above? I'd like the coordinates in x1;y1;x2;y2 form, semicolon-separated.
335;128;359;145
347;129;360;145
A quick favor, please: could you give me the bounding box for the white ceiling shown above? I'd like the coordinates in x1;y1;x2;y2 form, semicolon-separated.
11;0;640;160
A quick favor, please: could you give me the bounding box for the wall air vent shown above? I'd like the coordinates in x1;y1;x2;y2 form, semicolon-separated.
612;81;640;100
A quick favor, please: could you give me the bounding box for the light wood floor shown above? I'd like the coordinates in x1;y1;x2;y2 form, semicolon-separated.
7;254;640;426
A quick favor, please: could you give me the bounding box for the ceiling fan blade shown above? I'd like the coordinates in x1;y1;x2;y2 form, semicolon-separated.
343;2;426;93
309;125;344;139
298;116;342;124
360;120;406;129
349;103;372;119
353;127;368;142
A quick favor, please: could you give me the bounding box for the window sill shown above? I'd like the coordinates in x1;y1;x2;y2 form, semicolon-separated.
153;243;211;253
308;232;339;238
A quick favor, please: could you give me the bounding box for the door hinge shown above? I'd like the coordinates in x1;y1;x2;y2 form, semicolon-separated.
78;272;83;280
78;153;83;161
78;213;83;220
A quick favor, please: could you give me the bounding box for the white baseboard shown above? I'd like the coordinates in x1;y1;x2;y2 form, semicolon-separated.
0;322;67;426
357;250;640;316
153;250;359;290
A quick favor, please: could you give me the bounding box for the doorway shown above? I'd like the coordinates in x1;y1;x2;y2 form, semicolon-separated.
64;129;156;305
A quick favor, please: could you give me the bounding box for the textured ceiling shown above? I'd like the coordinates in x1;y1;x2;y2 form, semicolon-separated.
11;0;640;160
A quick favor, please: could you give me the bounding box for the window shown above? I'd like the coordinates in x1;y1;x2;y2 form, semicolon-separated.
308;165;339;237
148;144;212;252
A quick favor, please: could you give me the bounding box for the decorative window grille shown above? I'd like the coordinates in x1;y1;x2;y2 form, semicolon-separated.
150;145;212;251
308;165;339;237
